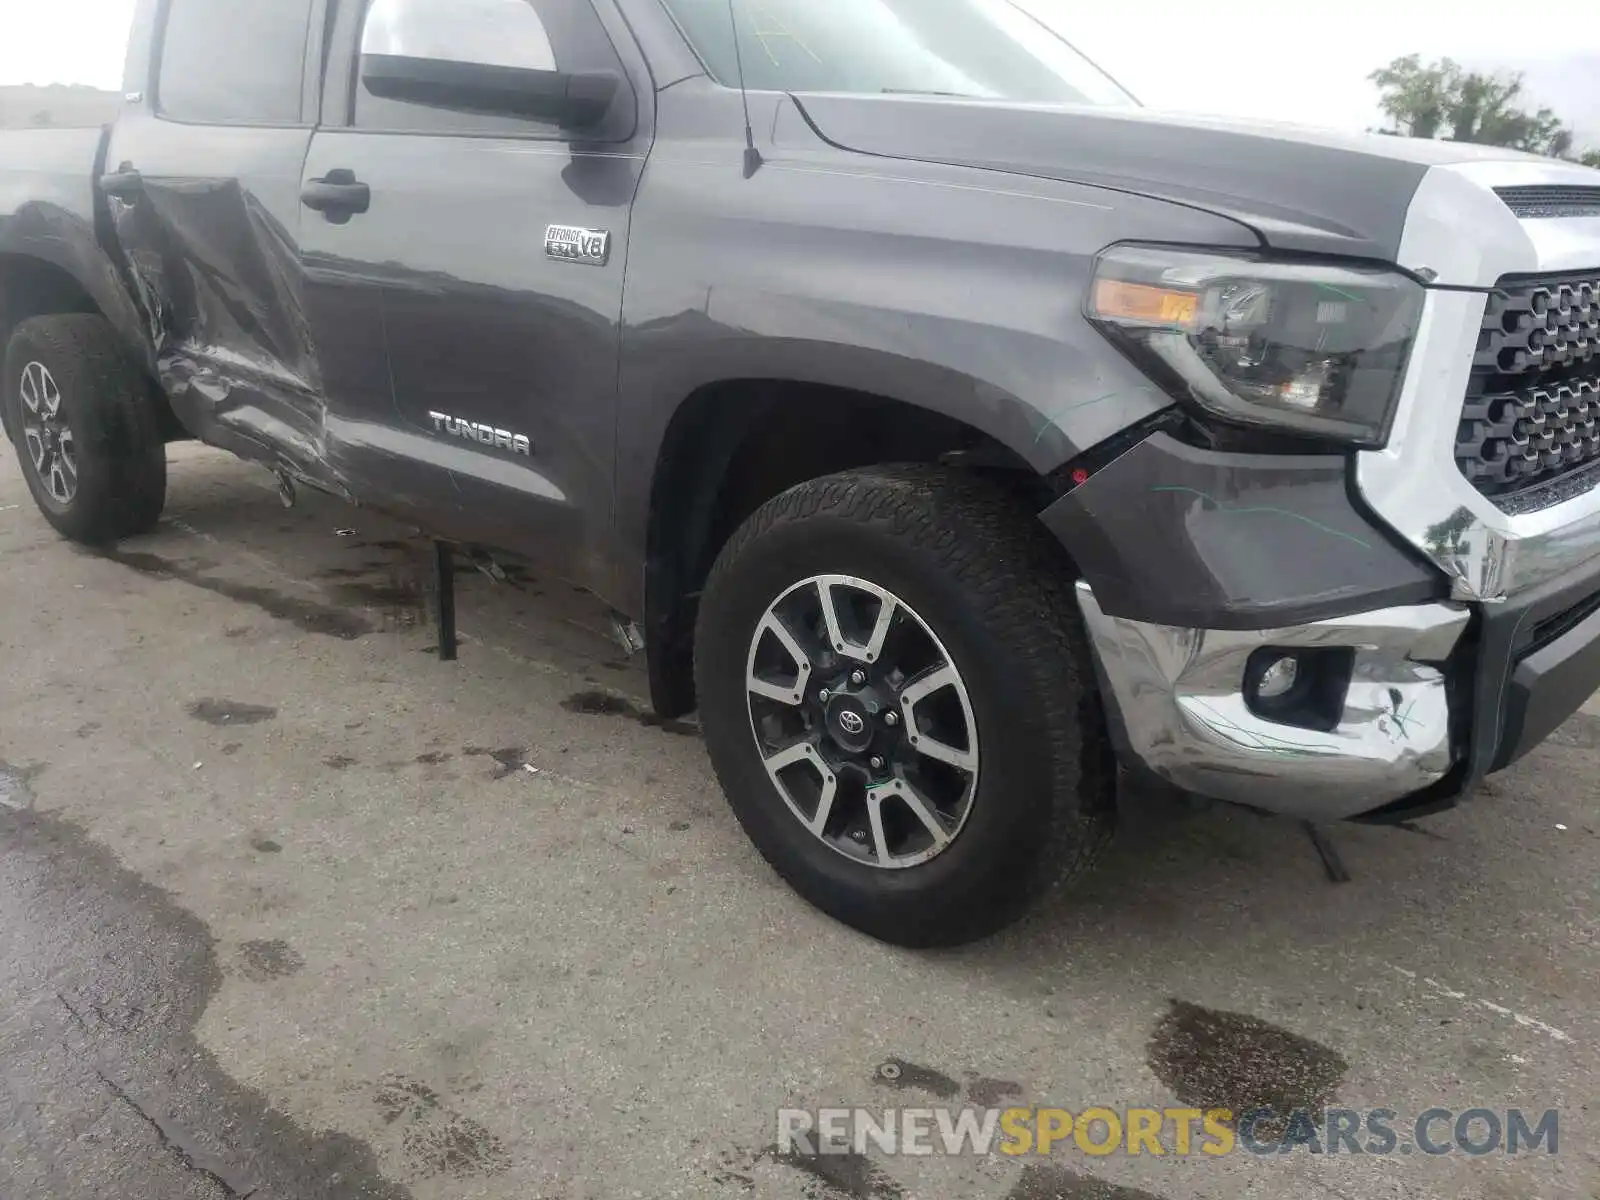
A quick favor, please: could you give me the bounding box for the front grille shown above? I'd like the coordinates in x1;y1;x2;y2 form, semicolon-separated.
1495;186;1600;219
1456;271;1600;502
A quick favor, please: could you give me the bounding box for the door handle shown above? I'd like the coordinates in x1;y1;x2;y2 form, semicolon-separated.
99;168;144;198
301;170;371;221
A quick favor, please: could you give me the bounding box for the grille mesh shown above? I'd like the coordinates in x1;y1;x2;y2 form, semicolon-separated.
1456;272;1600;501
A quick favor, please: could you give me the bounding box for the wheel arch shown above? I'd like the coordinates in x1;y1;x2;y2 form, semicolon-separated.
635;376;1065;719
0;248;179;445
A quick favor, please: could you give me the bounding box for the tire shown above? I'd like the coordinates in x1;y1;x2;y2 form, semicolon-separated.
3;313;166;544
695;465;1115;947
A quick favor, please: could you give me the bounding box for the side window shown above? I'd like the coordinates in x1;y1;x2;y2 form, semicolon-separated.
355;0;625;137
157;0;314;125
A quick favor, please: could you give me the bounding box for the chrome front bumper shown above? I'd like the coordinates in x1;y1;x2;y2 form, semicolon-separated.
1076;584;1471;821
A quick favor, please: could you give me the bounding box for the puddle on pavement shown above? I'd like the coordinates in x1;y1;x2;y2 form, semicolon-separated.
967;1075;1024;1107
874;1057;961;1099
95;547;374;639
562;690;700;737
1005;1163;1167;1200
328;576;427;632
0;806;410;1197
187;698;278;727
461;746;527;780
768;1147;904;1199
1146;999;1347;1136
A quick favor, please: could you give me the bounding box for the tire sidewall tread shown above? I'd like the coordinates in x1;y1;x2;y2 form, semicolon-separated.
695;465;1115;947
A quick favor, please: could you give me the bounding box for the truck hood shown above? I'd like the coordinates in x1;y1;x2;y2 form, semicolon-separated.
791;94;1549;262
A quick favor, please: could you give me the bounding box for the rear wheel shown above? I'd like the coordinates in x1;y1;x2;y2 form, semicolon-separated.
695;465;1115;947
3;314;166;543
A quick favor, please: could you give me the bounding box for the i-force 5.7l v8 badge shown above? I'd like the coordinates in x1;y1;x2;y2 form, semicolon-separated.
545;224;611;266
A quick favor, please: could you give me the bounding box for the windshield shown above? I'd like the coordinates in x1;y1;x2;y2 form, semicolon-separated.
660;0;1137;106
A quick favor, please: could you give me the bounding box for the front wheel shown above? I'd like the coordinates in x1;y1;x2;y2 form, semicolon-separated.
695;466;1115;947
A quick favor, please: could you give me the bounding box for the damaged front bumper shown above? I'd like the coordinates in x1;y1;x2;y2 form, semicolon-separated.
1075;585;1471;821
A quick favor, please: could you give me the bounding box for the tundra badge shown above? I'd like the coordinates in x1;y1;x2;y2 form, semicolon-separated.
428;412;532;457
545;224;611;266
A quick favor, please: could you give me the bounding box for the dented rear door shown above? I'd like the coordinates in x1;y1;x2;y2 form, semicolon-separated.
106;0;337;490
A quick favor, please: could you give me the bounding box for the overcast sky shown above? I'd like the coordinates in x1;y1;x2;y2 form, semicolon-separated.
2;0;1597;144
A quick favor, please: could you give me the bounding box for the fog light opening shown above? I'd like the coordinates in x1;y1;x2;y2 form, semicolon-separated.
1254;655;1299;699
1244;646;1354;732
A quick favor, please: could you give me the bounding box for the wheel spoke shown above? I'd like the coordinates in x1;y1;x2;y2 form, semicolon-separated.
860;594;896;663
867;792;892;864
40;366;60;416
808;772;838;837
900;781;953;848
762;740;835;835
817;580;849;656
23;429;45;471
817;579;897;664
748;674;803;706
900;664;978;773
747;612;813;706
899;664;958;709
48;461;69;502
762;740;816;776
912;732;977;771
19;366;39;415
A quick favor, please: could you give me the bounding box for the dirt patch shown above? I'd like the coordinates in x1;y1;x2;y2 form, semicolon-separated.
187;698;278;727
96;548;373;640
1005;1163;1168;1199
562;690;700;737
237;939;305;982
461;747;526;780
372;1075;510;1179
0;760;43;811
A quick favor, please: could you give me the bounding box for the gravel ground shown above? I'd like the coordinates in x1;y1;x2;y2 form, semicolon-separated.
1;443;1596;1200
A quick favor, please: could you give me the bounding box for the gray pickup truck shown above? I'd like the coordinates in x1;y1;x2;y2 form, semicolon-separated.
4;0;1600;946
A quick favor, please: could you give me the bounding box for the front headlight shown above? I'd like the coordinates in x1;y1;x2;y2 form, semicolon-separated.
1087;245;1425;447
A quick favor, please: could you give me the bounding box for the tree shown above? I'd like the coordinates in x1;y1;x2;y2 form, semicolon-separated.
1371;55;1596;164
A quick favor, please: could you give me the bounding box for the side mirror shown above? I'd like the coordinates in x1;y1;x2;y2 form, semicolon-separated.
362;54;619;130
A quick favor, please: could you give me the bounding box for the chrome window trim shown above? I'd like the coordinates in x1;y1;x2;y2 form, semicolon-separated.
1358;159;1600;602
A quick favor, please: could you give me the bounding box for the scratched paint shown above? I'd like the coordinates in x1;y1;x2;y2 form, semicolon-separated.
1150;485;1374;550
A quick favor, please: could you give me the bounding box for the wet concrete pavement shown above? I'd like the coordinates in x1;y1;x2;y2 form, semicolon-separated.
1;444;1598;1199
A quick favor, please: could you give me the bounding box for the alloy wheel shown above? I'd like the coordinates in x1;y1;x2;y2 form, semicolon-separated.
745;574;980;869
18;361;77;504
